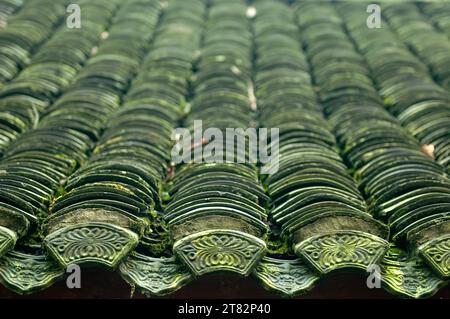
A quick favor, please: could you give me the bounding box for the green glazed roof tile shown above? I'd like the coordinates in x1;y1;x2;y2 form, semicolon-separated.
0;249;64;295
381;245;448;298
0;0;25;23
253;256;320;297
119;251;193;297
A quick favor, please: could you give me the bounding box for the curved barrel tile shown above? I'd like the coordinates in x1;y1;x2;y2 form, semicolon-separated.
44;222;139;269
119;252;192;296
38;0;162;269
0;0;153;264
174;230;266;277
254;1;389;276
253;256;319;297
0;250;64;295
165;0;267;278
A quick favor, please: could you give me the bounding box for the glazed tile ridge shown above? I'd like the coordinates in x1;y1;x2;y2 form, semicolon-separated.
164;0;268;278
254;0;389;282
0;0;126;258
0;0;163;294
117;0;207;296
332;2;450;278
41;0;163;269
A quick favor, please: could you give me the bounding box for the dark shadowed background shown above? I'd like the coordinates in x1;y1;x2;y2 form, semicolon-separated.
0;269;448;299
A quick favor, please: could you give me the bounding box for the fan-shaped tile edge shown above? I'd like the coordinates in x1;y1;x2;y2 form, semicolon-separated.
173;229;266;276
294;230;389;274
44;222;139;269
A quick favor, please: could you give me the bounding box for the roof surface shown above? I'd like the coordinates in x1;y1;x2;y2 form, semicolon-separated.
0;0;449;298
